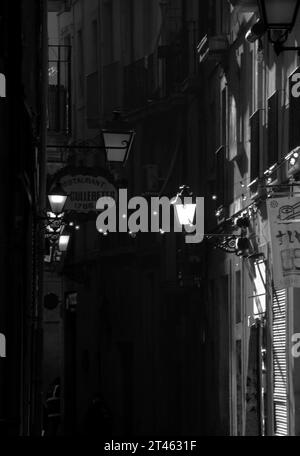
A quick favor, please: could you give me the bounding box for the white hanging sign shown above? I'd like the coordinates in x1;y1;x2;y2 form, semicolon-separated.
267;197;300;289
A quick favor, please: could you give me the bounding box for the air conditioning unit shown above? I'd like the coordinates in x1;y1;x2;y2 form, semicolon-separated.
197;35;229;64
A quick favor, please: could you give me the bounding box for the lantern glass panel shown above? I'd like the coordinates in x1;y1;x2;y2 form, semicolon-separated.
48;194;68;215
103;131;134;163
175;204;197;226
261;0;299;29
59;235;70;252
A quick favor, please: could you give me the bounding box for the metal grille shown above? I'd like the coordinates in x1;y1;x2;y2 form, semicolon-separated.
272;288;288;436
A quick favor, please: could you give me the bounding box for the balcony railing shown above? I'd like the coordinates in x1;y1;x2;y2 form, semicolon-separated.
48;45;72;135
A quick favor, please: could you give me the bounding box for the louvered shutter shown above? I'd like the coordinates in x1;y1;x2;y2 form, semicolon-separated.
272;288;288;436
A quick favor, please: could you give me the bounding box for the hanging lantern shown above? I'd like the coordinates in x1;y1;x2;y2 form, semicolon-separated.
171;185;197;228
48;183;68;215
102;111;135;165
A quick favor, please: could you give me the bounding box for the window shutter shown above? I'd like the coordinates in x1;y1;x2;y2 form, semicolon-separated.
267;92;279;169
86;72;99;129
216;145;226;206
272;288;288;436
250;110;260;182
289;67;300;152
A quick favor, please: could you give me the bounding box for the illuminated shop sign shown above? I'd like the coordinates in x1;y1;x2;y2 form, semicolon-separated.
267;197;300;289
50;168;117;215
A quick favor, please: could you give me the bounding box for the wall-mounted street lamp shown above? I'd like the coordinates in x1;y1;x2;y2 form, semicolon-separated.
40;186;77;262
259;0;299;31
48;183;68;215
206;215;252;257
171;185;197;228
102;112;136;165
47;111;136;167
258;0;300;54
58;227;71;252
171;185;252;257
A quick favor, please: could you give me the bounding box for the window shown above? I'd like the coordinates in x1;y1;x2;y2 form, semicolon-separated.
229;94;238;159
216;146;226;206
250;110;261;183
143;1;154;53
236;270;241;324
77;30;84;96
92;20;98;70
221;86;228;148
252;260;266;317
103;0;114;64
213;86;228;206
236;339;243;435
86;72;99;129
267;92;279;169
123;0;134;63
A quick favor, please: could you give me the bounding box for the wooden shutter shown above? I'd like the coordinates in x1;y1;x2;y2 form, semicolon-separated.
86;72;99;128
289;67;300;151
250;110;260;182
267;92;279;169
272;288;288;436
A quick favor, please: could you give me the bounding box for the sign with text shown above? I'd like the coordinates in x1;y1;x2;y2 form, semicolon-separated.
51;168;117;215
267;197;300;289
